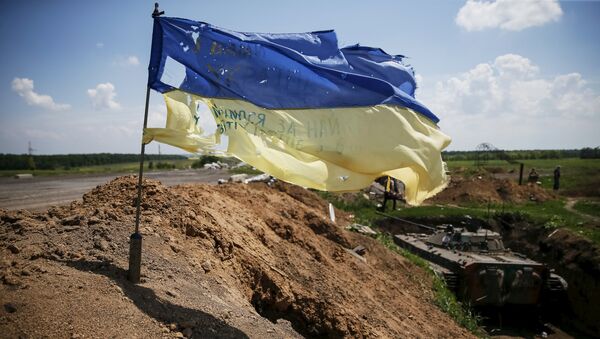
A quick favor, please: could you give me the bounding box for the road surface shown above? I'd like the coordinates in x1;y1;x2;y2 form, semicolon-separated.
0;169;229;211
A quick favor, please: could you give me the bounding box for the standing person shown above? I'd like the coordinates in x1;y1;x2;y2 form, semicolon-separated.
528;168;539;184
553;166;561;190
379;176;400;211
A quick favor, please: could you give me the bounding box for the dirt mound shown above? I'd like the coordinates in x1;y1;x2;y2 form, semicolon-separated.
429;174;555;204
0;176;474;338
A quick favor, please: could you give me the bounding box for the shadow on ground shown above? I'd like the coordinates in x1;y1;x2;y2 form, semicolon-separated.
57;258;250;339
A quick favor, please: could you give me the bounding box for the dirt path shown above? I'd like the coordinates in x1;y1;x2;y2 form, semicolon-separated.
564;197;600;223
0;169;228;211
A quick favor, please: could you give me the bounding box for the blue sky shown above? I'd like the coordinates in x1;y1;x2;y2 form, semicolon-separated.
1;0;599;154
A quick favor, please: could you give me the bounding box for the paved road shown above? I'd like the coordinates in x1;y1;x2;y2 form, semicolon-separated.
0;169;229;211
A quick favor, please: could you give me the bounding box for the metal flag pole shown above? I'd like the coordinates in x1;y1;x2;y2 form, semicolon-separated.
128;2;164;283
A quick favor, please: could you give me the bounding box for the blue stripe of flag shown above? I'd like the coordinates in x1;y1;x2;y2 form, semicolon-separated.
148;17;439;123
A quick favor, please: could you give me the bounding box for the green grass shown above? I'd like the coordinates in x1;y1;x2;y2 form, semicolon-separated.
441;157;600;244
486;200;598;243
431;275;482;335
228;165;263;175
446;158;600;197
573;199;600;218
0;159;195;177
396;204;489;219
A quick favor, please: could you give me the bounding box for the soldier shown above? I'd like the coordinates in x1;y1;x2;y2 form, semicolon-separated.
376;176;403;211
553;165;561;190
528;168;539;184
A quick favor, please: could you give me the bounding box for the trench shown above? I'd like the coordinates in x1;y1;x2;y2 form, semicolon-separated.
241;261;347;339
376;214;600;338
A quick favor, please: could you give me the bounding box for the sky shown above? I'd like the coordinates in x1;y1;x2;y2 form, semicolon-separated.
1;0;599;154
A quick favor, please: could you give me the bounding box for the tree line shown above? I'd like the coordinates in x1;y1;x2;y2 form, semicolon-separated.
443;148;600;161
0;153;187;170
2;148;598;171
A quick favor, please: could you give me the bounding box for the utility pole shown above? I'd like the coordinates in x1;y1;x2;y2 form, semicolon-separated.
27;141;36;171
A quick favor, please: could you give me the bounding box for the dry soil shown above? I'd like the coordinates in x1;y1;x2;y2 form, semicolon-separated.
0;176;475;338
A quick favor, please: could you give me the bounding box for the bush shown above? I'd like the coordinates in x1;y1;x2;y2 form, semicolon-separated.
155;162;176;169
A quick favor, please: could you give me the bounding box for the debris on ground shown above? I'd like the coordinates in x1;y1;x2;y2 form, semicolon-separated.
203;161;230;170
347;223;379;236
243;173;273;184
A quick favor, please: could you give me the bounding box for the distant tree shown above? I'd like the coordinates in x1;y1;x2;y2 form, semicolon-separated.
27;156;36;171
0;153;188;171
580;147;600;159
156;162;176;169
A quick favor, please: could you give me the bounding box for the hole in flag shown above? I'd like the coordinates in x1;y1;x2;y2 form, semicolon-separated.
160;57;187;89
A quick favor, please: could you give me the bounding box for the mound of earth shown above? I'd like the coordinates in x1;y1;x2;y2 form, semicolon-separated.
429;174;555;204
0;176;474;338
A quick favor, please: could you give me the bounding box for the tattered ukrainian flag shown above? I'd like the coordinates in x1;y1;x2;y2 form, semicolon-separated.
144;17;451;205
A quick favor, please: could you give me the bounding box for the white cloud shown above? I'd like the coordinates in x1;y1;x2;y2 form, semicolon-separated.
414;74;424;95
494;54;539;78
425;54;600;118
126;56;140;66
456;0;562;31
147;103;167;127
96;42;104;48
419;54;600;149
115;55;140;67
415;73;423;86
11;77;71;111
87;82;121;110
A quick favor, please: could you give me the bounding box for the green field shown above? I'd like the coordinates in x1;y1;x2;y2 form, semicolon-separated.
0;159;196;177
573;199;600;218
447;157;600;196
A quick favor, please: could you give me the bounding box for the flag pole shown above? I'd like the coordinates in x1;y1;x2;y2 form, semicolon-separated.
128;2;164;284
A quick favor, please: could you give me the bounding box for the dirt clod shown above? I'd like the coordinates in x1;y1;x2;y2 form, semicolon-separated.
182;327;193;337
201;260;212;273
7;244;20;254
4;302;17;313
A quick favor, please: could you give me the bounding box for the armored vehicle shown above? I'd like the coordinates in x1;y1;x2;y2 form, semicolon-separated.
394;225;567;306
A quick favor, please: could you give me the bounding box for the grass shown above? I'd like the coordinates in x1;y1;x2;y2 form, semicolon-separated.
442;157;600;244
396;204;490;220
228;165;263;175
487;200;598;243
573;199;600;218
446;158;600;197
0;159;197;177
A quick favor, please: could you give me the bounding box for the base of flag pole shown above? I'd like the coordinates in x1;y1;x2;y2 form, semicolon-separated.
128;232;143;283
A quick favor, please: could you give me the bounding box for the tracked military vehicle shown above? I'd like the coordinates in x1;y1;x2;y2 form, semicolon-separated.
394;225;567;307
